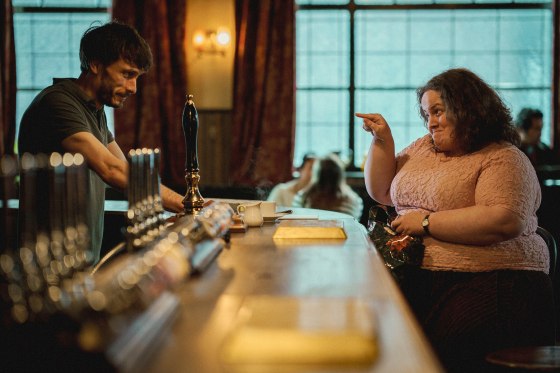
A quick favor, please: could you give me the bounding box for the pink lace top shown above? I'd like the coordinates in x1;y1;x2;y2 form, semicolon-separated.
391;135;549;273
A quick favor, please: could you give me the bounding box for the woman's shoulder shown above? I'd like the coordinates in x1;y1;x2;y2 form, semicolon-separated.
398;134;432;156
480;142;530;164
475;142;537;181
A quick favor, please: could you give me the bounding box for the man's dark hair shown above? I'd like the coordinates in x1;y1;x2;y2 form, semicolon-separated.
516;108;543;133
79;21;153;73
416;68;520;153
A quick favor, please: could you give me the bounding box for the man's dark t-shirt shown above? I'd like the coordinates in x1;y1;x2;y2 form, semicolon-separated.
519;142;559;168
18;78;115;264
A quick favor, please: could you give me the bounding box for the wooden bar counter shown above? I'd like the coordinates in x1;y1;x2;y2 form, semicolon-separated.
126;205;444;373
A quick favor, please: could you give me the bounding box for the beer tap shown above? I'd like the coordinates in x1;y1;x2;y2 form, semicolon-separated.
0;155;17;253
48;152;68;279
63;153;89;271
182;94;204;214
70;153;91;268
126;149;137;252
152;148;165;231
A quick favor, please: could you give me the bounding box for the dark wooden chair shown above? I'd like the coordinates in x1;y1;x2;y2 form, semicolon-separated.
537;226;557;281
485;227;559;371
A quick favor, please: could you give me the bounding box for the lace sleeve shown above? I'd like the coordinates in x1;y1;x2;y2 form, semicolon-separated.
475;146;541;220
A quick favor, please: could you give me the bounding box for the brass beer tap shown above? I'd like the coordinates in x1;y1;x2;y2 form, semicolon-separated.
182;94;204;214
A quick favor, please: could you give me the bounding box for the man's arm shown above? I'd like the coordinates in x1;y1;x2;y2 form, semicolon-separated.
106;140;184;213
63;133;184;213
63;132;128;189
160;184;184;212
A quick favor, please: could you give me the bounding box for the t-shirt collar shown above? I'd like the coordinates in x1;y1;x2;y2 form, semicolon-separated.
53;78;103;113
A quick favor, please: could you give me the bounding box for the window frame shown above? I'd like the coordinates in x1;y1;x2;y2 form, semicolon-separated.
12;3;111;150
295;0;557;170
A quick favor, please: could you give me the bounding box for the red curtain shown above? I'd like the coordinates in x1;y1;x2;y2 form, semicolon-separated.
231;0;295;186
1;0;16;155
112;1;188;190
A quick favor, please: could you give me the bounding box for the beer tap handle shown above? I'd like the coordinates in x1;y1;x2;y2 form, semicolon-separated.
182;94;199;173
181;94;204;214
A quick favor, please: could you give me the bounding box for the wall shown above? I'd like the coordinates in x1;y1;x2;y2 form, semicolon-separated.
186;0;235;110
185;0;235;186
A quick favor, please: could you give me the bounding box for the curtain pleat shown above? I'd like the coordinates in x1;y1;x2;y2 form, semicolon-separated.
231;0;295;186
112;0;188;190
1;0;16;155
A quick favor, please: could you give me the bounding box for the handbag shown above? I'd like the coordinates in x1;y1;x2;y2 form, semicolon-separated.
366;205;425;272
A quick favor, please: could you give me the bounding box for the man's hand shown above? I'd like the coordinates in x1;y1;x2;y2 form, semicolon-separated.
160;185;184;213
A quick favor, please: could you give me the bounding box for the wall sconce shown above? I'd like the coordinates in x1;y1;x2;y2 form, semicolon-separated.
192;27;231;57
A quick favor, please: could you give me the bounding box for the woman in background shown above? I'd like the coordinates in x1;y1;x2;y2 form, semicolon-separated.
292;153;363;220
267;153;316;207
357;68;554;372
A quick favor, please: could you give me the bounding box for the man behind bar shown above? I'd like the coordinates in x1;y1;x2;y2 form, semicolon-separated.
18;21;184;264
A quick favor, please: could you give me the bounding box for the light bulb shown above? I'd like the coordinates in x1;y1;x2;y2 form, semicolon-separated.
216;28;231;47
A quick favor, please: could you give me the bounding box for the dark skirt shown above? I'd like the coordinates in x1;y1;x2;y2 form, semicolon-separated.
398;268;556;372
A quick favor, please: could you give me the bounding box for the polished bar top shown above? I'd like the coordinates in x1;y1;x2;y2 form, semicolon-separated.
138;205;443;373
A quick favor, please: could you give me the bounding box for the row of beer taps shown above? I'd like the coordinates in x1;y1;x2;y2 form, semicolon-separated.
125;148;166;251
1;153;92;323
1;150;233;327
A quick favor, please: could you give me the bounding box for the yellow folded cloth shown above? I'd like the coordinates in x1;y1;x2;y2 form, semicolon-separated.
221;297;378;365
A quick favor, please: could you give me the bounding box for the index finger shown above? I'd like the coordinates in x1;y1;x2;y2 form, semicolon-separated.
355;112;383;121
355;112;372;119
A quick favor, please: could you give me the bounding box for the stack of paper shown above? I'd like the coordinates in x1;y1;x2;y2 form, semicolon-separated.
272;219;346;239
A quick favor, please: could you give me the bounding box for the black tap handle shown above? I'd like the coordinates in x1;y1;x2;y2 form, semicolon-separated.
182;94;199;172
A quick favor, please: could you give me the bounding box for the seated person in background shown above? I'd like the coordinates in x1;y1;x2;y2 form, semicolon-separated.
516;107;559;167
267;153;316;207
357;68;554;372
292;154;363;220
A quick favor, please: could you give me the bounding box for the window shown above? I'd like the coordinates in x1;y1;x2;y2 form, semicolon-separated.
295;0;553;169
12;0;111;152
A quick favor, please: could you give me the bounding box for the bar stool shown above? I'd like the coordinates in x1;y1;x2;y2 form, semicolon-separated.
485;227;559;371
486;346;560;371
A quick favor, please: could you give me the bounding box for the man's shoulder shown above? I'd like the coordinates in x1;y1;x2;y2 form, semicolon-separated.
23;79;91;123
35;78;80;102
18;78;92;153
537;142;553;152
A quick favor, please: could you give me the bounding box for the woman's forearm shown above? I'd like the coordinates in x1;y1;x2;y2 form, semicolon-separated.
429;205;524;245
393;205;524;245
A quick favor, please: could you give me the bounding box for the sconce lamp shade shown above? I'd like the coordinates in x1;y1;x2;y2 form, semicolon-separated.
192;27;231;56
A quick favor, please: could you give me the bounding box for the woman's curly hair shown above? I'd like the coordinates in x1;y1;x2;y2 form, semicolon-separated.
416;68;520;153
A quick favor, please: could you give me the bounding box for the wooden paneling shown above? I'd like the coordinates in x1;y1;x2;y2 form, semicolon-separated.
197;110;232;186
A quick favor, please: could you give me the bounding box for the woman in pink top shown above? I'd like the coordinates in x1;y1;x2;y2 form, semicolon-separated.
357;68;554;372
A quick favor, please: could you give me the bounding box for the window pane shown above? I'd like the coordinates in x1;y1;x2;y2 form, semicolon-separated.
296;10;350;88
296;0;349;4
13;0;111;6
351;7;552;163
295;90;349;163
13;9;112;142
355;0;551;3
355;11;408;87
355;89;421;157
